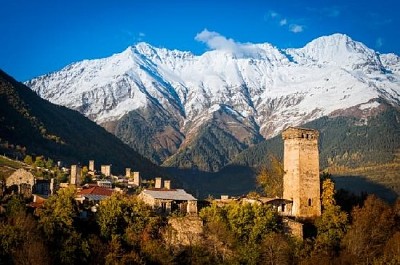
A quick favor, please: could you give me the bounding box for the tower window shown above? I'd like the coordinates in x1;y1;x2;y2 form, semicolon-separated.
308;198;312;206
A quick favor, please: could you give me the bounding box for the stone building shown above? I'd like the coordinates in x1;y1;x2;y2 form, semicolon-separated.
127;171;141;187
125;168;131;177
100;165;111;177
138;178;197;214
282;127;321;218
6;168;35;197
70;165;81;186
89;160;95;172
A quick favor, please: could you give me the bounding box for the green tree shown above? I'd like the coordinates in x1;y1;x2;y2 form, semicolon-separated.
37;186;88;264
256;155;284;197
23;155;33;165
45;158;54;169
314;178;348;255
34;155;45;168
97;193;153;240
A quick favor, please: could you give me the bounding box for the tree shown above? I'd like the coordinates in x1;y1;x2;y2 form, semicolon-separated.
33;156;45;168
81;166;92;185
37;186;89;264
314;178;348;255
0;196;50;264
256;155;284;197
45;158;54;169
260;232;292;265
342;195;395;263
97;194;153;240
23;155;33;165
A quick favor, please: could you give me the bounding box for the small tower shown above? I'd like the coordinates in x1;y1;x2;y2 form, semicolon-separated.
282;127;321;218
70;165;82;186
89;160;95;172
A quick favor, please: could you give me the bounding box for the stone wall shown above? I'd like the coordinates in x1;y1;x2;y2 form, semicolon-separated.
282;127;321;218
166;216;204;246
283;217;304;239
6;168;35;197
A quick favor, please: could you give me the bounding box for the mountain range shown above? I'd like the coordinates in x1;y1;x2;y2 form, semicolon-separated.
0;70;162;177
26;34;400;177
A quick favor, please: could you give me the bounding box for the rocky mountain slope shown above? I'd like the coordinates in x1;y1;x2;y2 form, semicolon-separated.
0;70;162;177
26;33;400;171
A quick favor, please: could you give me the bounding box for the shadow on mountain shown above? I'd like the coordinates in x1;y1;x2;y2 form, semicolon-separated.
164;165;257;199
332;175;398;203
168;165;399;204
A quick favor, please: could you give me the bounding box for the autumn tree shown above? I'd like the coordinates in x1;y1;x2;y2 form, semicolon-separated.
256;155;284;197
37;187;89;264
260;232;293;265
0;195;50;264
341;195;395;263
314;178;348;255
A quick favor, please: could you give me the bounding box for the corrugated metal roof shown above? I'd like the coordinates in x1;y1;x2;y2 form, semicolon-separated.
83;194;110;201
142;189;197;201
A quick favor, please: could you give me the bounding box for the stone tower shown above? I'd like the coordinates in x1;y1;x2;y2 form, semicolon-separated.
89;160;95;172
282;127;321;218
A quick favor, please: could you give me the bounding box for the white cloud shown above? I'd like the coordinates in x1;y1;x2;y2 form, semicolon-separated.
195;29;261;58
375;37;384;48
139;32;146;37
265;10;305;33
266;10;279;19
195;29;239;51
289;24;304;33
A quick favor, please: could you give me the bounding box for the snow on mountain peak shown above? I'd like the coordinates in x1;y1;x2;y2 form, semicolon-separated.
26;33;400;143
286;33;382;72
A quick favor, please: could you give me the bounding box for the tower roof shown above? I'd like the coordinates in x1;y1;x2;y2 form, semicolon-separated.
282;127;319;140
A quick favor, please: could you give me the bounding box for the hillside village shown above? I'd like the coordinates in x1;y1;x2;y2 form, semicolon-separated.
1;127;399;264
2;127;321;232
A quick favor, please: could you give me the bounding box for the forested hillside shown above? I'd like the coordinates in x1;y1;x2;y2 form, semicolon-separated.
0;69;162;177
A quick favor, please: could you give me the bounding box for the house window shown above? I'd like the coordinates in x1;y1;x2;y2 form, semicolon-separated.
308;198;312;206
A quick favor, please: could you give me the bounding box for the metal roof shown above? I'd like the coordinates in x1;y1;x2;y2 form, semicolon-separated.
142;189;197;201
83;194;110;201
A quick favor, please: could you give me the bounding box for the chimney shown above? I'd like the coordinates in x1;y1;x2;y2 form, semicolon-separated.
125;168;131;178
133;172;140;186
164;180;171;189
155;177;162;189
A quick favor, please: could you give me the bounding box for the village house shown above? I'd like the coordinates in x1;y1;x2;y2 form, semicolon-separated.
75;184;116;218
138;177;198;215
5;168;35;197
75;185;114;204
5;168;54;198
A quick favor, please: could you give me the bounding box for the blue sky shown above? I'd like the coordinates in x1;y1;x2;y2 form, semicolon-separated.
1;0;399;81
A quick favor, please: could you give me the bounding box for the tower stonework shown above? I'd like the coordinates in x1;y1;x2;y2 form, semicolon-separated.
282;127;321;218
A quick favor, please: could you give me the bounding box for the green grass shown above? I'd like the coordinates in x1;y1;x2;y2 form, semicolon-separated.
0;155;25;181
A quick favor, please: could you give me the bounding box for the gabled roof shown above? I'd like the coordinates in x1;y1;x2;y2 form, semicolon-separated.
78;186;113;196
258;197;293;204
141;188;197;201
77;186;114;201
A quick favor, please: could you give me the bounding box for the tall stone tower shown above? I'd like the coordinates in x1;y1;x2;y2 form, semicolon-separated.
282;127;321;218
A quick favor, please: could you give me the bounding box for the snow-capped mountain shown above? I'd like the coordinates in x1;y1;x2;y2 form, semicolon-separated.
26;33;400;169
